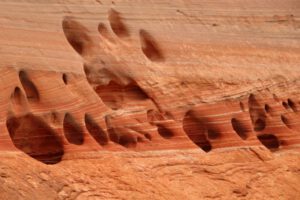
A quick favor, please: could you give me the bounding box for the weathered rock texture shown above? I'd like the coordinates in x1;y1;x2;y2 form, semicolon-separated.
0;0;300;199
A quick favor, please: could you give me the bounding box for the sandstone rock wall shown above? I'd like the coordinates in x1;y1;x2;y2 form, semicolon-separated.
0;0;299;164
0;1;300;199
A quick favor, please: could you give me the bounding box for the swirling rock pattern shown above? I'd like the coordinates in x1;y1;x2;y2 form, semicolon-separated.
0;0;299;199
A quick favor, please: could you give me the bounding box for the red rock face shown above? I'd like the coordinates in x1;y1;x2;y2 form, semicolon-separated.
0;0;300;199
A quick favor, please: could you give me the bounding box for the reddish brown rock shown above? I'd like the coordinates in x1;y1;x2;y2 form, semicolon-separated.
0;0;300;199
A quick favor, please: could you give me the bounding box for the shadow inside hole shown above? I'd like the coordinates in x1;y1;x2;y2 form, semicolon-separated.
157;125;174;139
6;114;64;164
264;104;271;113
108;8;130;38
62;74;68;84
281;115;292;129
231;118;248;140
62;16;93;56
207;129;220;140
19;70;39;101
257;134;280;151
139;29;165;62
84;114;109;146
282;102;289;109
182;111;213;152
287;99;297;111
108;128;137;148
63;113;84;145
254;118;266;132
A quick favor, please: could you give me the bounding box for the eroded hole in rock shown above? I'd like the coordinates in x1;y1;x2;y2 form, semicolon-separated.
157;125;174;139
84;114;109;146
98;23;115;43
62;16;93;56
239;101;245;112
254;118;266;131
231;118;248;140
282;102;289;109
119;134;137;148
129;126;153;142
287;99;297;112
139;29;165;62
264;104;271;113
248;93;266;131
207;130;220;140
199;142;212;152
83;64;90;75
144;133;152;141
137;136;144;142
108;8;129;38
183;111;212;152
19;70;39;101
281;115;292;129
108;128;119;143
63;113;84;145
95;81;149;110
98;23;110;38
62;73;68;84
6;114;64;164
108;128;137;148
13;87;22;105
257;134;280;150
11;87;26;107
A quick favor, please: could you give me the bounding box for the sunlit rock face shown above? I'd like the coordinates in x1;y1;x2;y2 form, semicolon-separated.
0;0;300;199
